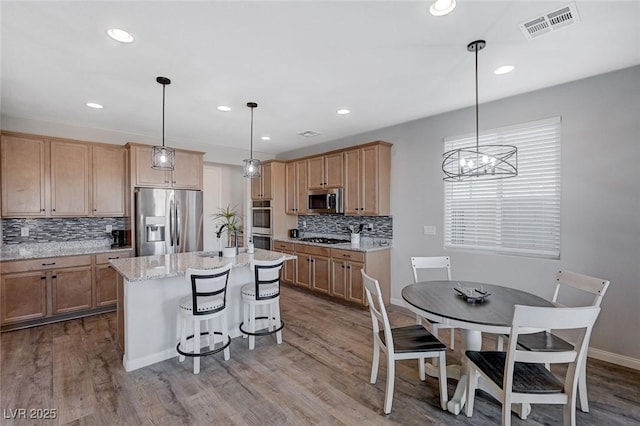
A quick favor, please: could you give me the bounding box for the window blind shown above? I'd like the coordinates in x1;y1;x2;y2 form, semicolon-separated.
443;117;561;258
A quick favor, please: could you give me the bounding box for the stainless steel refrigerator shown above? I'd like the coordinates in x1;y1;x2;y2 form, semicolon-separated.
135;188;203;257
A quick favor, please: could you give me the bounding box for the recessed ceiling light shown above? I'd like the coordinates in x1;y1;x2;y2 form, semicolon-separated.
494;65;515;75
261;136;271;141
217;105;231;112
337;109;350;115
106;28;134;43
86;102;103;109
430;0;456;16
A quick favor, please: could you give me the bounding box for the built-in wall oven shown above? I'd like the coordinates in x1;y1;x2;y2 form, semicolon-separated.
251;200;272;250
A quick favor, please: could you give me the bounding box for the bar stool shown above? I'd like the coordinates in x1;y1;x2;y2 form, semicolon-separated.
239;257;286;350
177;263;233;374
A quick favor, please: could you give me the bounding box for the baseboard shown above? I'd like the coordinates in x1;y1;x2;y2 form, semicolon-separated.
588;347;640;371
390;297;640;371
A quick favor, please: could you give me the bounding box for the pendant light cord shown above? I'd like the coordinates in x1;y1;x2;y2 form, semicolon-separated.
474;42;479;155
250;105;254;157
162;83;166;148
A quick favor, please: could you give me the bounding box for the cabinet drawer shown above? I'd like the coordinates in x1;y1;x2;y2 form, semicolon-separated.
331;248;365;263
2;255;92;274
95;251;131;265
273;241;295;251
294;244;330;257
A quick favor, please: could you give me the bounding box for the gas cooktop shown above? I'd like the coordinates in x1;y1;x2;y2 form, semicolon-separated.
299;237;350;245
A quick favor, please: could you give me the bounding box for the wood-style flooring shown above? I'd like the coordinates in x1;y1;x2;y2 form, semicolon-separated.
1;285;639;425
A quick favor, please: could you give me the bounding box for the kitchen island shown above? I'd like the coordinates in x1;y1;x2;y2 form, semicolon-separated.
109;249;294;372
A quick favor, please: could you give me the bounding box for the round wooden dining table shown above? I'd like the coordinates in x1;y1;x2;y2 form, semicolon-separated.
402;280;555;416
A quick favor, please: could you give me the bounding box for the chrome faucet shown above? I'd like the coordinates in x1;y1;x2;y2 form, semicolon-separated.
216;225;226;239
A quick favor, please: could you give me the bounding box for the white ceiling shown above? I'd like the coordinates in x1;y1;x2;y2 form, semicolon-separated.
1;1;639;157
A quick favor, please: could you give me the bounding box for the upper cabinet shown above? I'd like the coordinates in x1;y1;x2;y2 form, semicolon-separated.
1;135;48;217
343;142;391;216
251;162;273;200
285;160;307;215
50;140;91;216
307;152;343;190
92;145;127;216
128;143;203;190
1;133;127;218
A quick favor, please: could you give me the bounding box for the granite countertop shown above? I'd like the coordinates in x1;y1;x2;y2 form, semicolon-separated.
273;235;392;252
109;248;295;282
0;240;132;262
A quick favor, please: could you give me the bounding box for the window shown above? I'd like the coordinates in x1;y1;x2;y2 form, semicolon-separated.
443;117;561;258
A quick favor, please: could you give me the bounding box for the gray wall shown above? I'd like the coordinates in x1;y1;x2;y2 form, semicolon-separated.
280;66;640;364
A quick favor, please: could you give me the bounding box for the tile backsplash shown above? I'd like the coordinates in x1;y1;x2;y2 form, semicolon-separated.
2;217;128;245
297;215;392;239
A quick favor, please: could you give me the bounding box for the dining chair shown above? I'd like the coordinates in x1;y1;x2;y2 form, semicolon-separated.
176;263;233;374
465;304;601;426
497;270;610;412
239;257;286;350
410;256;456;352
362;270;448;414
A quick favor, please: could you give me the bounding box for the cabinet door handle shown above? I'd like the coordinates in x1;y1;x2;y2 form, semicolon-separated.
41;209;45;212
347;266;351;269
342;254;350;258
52;209;56;212
41;276;46;280
51;275;57;279
42;262;56;266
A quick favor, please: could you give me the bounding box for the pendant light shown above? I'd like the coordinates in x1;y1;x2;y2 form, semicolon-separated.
151;76;176;171
442;40;517;182
243;102;261;178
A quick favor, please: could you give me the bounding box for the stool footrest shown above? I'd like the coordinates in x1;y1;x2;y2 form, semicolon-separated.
176;331;231;358
239;317;285;337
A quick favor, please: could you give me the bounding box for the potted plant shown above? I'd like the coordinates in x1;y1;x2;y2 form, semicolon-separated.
212;205;243;257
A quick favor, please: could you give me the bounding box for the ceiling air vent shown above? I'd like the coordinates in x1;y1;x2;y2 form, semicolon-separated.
519;2;580;40
298;130;320;138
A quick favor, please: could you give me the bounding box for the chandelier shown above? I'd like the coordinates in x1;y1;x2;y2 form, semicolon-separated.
442;40;517;182
151;76;176;171
243;102;261;178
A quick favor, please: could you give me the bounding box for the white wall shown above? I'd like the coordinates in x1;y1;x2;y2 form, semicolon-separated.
202;162;245;251
280;66;640;366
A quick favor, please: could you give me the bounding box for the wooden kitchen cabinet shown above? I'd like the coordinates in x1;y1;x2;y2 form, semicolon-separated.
94;251;131;307
251;162;273;200
1;132;129;218
343;142;391;216
50;140;91;216
128;143;203;190
307;152;343;190
295;244;331;294
0;254;122;329
1;135;48;217
51;265;93;314
0;271;47;324
285;160;307;214
330;248;366;304
92;145;127;216
272;241;296;285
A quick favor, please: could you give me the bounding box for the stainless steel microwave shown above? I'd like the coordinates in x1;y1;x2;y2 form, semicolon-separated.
308;188;343;214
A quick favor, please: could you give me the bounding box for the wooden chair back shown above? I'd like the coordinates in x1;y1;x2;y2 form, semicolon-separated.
552;270;610;308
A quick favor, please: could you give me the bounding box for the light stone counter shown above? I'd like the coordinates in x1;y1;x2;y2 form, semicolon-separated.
273;236;392;252
0;240;131;262
112;249;295;372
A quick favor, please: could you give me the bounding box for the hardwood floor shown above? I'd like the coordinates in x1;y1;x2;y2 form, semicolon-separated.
1;285;639;425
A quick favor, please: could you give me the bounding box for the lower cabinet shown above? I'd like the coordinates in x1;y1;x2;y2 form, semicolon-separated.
276;240;390;306
272;241;296;285
51;265;93;314
295;245;331;294
0;271;47;324
94;252;131;307
330;249;366;305
1;250;132;329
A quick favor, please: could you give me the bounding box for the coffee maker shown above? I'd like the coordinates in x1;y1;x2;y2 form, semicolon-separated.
111;230;127;247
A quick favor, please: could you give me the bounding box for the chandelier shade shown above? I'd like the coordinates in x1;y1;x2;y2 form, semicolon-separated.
243;102;261;178
151;76;176;171
442;40;517;182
